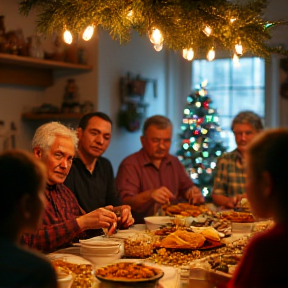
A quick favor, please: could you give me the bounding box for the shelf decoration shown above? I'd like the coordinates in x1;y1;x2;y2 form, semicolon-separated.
19;0;288;60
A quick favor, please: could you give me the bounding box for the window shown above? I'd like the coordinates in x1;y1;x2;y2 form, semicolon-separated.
192;57;265;151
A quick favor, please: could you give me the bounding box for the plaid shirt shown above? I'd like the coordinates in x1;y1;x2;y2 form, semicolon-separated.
213;149;246;197
21;184;85;253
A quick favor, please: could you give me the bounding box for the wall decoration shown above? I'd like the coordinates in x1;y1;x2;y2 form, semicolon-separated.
118;73;157;132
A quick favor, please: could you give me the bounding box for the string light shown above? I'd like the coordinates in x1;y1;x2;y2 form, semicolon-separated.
63;29;73;44
235;43;243;55
203;25;212;37
154;42;163;51
149;28;164;45
230;18;237;23
233;54;240;67
127;10;133;19
207;47;215;61
182;48;194;61
82;25;95;41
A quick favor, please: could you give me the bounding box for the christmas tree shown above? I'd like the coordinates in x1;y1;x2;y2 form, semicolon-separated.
177;80;227;201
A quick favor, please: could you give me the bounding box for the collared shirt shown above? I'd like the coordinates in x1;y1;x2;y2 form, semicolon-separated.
21;184;84;253
116;148;194;223
64;157;121;213
213;149;246;198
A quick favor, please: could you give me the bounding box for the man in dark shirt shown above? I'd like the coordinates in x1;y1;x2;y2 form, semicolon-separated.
64;112;123;212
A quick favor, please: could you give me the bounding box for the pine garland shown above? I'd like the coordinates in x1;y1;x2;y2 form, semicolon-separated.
19;0;288;58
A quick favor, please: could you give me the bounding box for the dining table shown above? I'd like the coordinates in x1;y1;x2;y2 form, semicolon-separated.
49;213;273;288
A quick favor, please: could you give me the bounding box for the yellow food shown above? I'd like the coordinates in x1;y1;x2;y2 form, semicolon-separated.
160;230;205;249
199;227;220;242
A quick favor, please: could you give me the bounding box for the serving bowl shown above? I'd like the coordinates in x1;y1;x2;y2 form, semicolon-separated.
144;216;173;230
80;251;121;266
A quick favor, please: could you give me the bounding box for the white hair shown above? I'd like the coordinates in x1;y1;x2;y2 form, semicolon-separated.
32;122;78;151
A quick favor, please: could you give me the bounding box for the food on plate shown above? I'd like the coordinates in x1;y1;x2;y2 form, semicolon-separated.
162;203;211;217
220;211;255;223
159;230;206;249
51;259;94;288
192;227;221;242
95;262;163;280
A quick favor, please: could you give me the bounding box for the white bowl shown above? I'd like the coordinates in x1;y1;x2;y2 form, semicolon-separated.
79;238;119;246
80;244;120;255
144;216;173;230
80;251;121;266
56;270;74;288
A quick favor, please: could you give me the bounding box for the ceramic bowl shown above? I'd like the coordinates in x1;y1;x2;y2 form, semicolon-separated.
80;251;121;266
80;244;120;255
144;216;173;230
56;268;74;288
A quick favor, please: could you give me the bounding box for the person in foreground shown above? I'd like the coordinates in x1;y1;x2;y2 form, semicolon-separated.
116;115;204;224
227;128;288;288
64;112;126;213
0;150;57;288
212;110;263;208
22;122;134;253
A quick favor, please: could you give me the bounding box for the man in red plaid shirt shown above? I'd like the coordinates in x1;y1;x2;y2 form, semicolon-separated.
22;122;134;253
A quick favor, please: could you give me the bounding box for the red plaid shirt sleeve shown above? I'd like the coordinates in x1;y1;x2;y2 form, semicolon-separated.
21;184;85;253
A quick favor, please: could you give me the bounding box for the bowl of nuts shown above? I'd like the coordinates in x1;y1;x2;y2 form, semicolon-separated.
124;234;154;258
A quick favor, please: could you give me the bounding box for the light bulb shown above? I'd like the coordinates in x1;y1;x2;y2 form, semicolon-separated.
127;9;133;18
233;53;240;67
149;28;164;45
182;48;194;61
235;43;243;55
63;30;73;44
82;25;95;41
203;25;212;37
230;18;237;23
207;47;215;61
154;42;163;51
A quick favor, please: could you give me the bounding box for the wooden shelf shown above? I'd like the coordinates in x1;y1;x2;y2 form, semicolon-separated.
0;53;92;87
22;113;85;120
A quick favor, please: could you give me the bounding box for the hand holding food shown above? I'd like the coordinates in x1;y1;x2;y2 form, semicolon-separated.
185;186;205;204
151;186;175;204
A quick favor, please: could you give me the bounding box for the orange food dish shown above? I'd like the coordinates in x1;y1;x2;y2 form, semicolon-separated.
220;211;255;223
162;203;210;217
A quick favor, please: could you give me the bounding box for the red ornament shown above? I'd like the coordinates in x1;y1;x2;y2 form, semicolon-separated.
197;117;204;124
193;130;200;136
203;101;209;108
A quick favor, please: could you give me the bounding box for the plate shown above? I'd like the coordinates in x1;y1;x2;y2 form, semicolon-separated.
158;239;225;250
47;253;92;265
95;262;164;283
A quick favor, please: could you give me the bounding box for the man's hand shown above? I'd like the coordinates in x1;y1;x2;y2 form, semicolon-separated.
76;206;117;233
150;186;175;204
118;205;134;228
185;186;205;204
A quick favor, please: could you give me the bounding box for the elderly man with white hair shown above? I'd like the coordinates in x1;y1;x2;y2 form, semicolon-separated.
22;122;134;253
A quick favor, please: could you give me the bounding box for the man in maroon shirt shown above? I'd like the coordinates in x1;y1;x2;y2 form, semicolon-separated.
116;115;204;224
22;122;134;253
